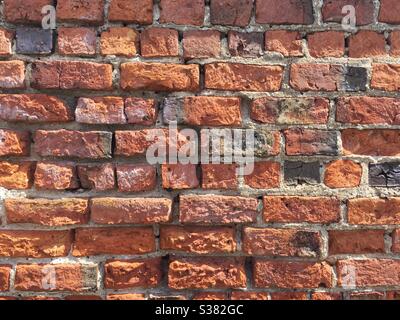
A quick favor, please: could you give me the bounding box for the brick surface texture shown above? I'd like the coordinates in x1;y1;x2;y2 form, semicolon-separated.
0;0;399;301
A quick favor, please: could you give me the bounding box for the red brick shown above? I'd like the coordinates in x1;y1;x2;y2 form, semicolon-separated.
391;31;400;56
31;61;113;90
104;258;162;289
0;230;72;258
322;0;374;25
251;97;329;125
162;164;199;189
0;61;25;89
231;292;269;300
72;227;155;256
379;0;400;24
349;31;386;58
349;292;385;300
125;98;157;125
34;130;112;159
34;162;78;190
371;64;400;91
348;198;400;225
4;0;53;24
342;129;400;156
75;97;126;124
169;258;246;289
228;31;263;57
244;161;280;189
256;0;313;24
329;230;385;255
0;266;11;291
324;160;362;188
337;259;400;287
270;292;308;300
90;198;172;224
183;30;221;59
109;0;153;24
115;129;167;156
393;230;400;253
15;264;98;292
265;30;303;57
201;164;238;189
180;195;259;224
386;291;400;300
308;31;345;58
284;129;337;156
100;28;139;57
141;28;179;58
205;63;283;92
0;162;34;190
116;164;156;192
263;196;341;224
77;164;115;191
57;0;104;24
0;129;30;157
160;226;236;254
193;292;227;300
0;29;14;56
0;94;72;123
290;64;342;91
210;0;253;26
57;27;97;56
5;198;89;226
159;0;204;26
121;62;199;92
311;292;342;300
253;260;333;288
65;295;102;300
106;294;145;300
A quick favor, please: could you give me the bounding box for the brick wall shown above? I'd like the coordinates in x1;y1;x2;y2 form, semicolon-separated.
0;0;400;300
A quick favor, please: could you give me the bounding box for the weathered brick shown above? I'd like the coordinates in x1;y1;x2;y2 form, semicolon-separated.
0;230;72;258
169;258;246;289
90;198;172;224
35;130;112;159
348;198;400;225
210;0;253;26
205;63;283;92
5;198;89;226
265;30;303;57
391;31;400;56
228;31;263;57
231;292;269;300
290;64;342;91
0;61;25;89
0;266;11;291
16;28;53;54
57;28;97;56
349;292;385;300
121;63;199;92
115;129;167;156
263;196;340;224
194;292;227;300
106;294;145;300
75;97;126;124
15;264;98;292
349;31;386;58
344;67;368;92
253;260;333;288
4;0;53;24
109;0;153;24
0;29;14;56
202;164;238;190
369;163;400;187
337;259;400;287
104;258;162;289
284;161;321;185
72;227;155;256
371;64;400;91
244;161;280;189
308;31;345;58
116;164;156;192
324;160;362;188
0;129;30;157
284;129;338;156
329;230;385;254
125;98;158;125
311;292;342;300
342;129;400;156
141;28;179;58
57;0;104;24
77;164;115;190
100;28;139;57
379;0;400;24
0;161;34;190
31;61;113;90
0;94;72;123
162;164;199;189
256;0;313;24
180;195;259;224
271;292;308;300
159;0;205;26
243;228;321;257
160;226;236;254
251;97;329;124
34;162;79;190
393;230;400;253
183;30;221;59
322;0;374;25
